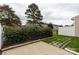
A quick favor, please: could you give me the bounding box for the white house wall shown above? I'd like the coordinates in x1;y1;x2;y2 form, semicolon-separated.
58;26;75;36
0;24;2;49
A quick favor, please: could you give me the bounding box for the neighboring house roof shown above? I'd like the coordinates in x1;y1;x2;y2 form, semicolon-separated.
52;24;62;27
57;24;74;27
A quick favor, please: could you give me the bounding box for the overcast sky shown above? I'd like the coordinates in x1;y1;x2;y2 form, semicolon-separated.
0;3;79;25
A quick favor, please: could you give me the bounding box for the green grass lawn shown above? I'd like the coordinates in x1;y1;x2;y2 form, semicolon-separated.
67;37;79;52
43;35;79;52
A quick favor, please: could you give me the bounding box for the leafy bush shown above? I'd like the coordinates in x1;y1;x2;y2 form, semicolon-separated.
3;24;52;47
48;23;53;29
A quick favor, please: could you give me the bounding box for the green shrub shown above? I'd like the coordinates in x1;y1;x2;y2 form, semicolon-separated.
3;24;52;47
48;23;53;29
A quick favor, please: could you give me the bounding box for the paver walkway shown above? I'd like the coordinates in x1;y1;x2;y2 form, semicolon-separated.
2;41;73;55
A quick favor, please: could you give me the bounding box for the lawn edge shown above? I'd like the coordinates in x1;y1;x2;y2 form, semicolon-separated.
2;39;45;52
64;48;79;55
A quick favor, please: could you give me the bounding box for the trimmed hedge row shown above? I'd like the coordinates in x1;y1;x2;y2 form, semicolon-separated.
3;24;52;47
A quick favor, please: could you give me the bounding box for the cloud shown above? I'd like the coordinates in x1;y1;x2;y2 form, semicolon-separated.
0;3;79;25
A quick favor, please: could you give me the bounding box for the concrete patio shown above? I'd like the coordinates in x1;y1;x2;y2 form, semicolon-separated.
2;41;73;55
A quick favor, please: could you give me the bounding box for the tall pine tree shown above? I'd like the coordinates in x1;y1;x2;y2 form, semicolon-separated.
25;3;43;24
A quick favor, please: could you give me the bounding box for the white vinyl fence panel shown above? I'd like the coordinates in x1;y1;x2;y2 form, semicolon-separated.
58;26;75;36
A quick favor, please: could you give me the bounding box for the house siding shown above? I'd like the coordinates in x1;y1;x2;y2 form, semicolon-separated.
74;16;79;37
